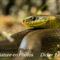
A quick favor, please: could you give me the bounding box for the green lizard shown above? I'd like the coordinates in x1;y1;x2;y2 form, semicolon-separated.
22;15;60;29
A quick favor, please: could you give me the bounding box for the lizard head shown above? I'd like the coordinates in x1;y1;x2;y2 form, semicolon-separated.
22;16;56;29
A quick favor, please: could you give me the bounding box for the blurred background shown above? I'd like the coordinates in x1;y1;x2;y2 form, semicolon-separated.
0;0;60;16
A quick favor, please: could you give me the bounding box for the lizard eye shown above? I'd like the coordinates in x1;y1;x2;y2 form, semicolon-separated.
31;16;36;21
30;16;39;21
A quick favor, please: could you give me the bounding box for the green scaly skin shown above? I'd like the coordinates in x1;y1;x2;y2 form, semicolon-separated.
22;16;60;29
